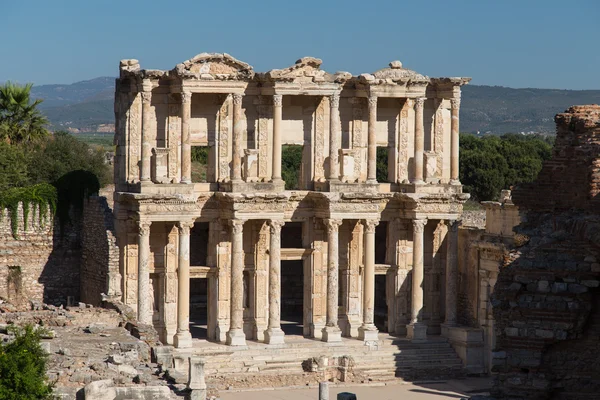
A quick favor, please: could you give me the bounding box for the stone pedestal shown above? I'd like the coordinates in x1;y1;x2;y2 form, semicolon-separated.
186;356;207;400
442;324;484;374
407;322;428;343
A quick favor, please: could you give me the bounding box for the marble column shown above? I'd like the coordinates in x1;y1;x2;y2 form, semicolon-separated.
140;89;152;183
180;91;192;184
231;93;244;183
137;220;152;325
227;219;246;346
367;95;378;183
450;98;461;183
272;95;283;183
444;220;459;325
322;218;342;342
413;97;425;184
328;93;340;181
359;219;379;341
407;218;427;342
174;221;194;348
265;220;285;344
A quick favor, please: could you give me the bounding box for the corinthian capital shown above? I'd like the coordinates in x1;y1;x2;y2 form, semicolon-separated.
230;219;245;234
367;95;377;108
232;93;244;106
446;219;461;232
140;92;152;104
363;219;379;234
415;97;425;108
269;219;285;235
181;91;192;104
324;218;343;232
330;93;340;108
176;220;195;235
412;218;427;233
137;220;151;236
273;94;283;107
450;97;461;109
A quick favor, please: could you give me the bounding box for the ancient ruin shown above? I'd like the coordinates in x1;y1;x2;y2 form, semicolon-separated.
112;52;472;355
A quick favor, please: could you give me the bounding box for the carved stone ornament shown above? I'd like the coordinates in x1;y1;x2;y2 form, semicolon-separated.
273;94;283;107
232;93;244;106
330;93;340;108
451;97;461;109
368;95;378;108
141;92;152;104
324;218;343;232
138;220;151;236
412;218;427;233
181;91;192;104
230;219;245;234
269;219;285;234
363;219;379;233
176;220;195;234
415;97;425;108
447;219;461;232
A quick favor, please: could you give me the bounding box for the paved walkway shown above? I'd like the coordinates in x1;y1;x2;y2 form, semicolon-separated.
219;377;492;399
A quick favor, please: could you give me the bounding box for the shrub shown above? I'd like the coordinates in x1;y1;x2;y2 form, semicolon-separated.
0;325;54;399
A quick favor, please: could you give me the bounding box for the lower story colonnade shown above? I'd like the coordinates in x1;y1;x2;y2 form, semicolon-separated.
115;193;464;349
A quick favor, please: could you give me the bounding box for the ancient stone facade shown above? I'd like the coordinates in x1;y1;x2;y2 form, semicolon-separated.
489;105;600;399
113;53;471;350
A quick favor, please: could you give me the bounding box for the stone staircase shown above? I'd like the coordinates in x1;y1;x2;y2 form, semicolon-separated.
170;335;464;382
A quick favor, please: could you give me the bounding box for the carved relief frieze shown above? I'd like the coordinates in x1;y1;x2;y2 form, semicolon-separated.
128;93;141;183
352;98;364;181
257;96;272;179
218;94;231;181
434;99;444;177
398;99;410;183
314;97;326;180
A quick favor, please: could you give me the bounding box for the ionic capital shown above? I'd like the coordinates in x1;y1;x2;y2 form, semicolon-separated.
181;91;192;104
230;219;245;234
412;218;427;233
367;95;378;108
330;93;340;108
176;220;195;235
363;219;379;234
324;218;343;232
446;219;461;232
269;219;285;235
273;94;283;107
450;97;461;110
232;93;244;106
137;220;151;236
415;97;425;109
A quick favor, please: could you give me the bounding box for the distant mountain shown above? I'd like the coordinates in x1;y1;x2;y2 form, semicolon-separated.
24;77;600;135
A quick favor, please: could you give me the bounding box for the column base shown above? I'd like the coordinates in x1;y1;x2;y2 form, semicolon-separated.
226;329;247;346
449;179;461;185
264;327;285;345
366;179;378;185
410;179;425;185
358;325;379;342
321;326;342;343
407;322;428;343
173;331;193;349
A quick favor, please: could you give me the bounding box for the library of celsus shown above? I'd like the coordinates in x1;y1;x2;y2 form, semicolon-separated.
112;53;471;352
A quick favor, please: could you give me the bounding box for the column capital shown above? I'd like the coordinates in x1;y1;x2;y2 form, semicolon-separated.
363;219;379;233
181;91;192;103
324;218;343;232
412;218;427;233
446;219;461;232
230;219;245;234
232;93;244;105
140;91;152;104
273;94;283;107
269;219;285;234
137;220;151;236
329;92;340;108
176;220;195;234
450;97;461;109
415;97;425;108
367;95;378;108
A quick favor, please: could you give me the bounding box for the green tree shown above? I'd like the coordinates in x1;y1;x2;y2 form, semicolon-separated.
0;325;54;399
0;82;48;144
281;145;303;190
0;142;31;191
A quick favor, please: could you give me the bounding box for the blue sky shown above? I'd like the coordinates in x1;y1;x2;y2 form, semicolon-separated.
1;0;599;89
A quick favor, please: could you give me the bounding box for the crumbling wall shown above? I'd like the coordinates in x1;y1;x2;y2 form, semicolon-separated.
491;105;600;399
81;196;121;306
0;203;80;308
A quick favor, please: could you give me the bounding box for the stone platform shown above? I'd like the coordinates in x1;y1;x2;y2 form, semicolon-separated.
166;334;464;384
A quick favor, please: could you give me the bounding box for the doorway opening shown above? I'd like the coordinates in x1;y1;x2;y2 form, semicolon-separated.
375;275;388;332
281;260;304;336
189;278;208;339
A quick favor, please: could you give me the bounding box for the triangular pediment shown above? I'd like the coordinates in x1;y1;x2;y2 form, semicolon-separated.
175;53;254;80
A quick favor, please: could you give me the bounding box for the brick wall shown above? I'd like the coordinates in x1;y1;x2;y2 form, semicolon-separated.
80;196;120;306
0;203;80;308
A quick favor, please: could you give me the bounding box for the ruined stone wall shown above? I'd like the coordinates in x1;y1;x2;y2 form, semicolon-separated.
0;203;80;308
81;196;120;306
491;105;600;399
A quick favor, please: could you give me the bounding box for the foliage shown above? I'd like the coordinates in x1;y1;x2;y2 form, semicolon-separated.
27;131;111;188
0;183;57;238
0;82;49;144
376;147;388;183
459;133;553;201
0;142;30;192
0;325;54;399
282;145;303;190
191;146;209;164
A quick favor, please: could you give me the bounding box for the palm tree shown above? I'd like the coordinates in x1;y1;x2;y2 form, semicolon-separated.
0;82;48;143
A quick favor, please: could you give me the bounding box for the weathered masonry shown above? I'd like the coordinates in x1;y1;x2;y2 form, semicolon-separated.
113;53;471;349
